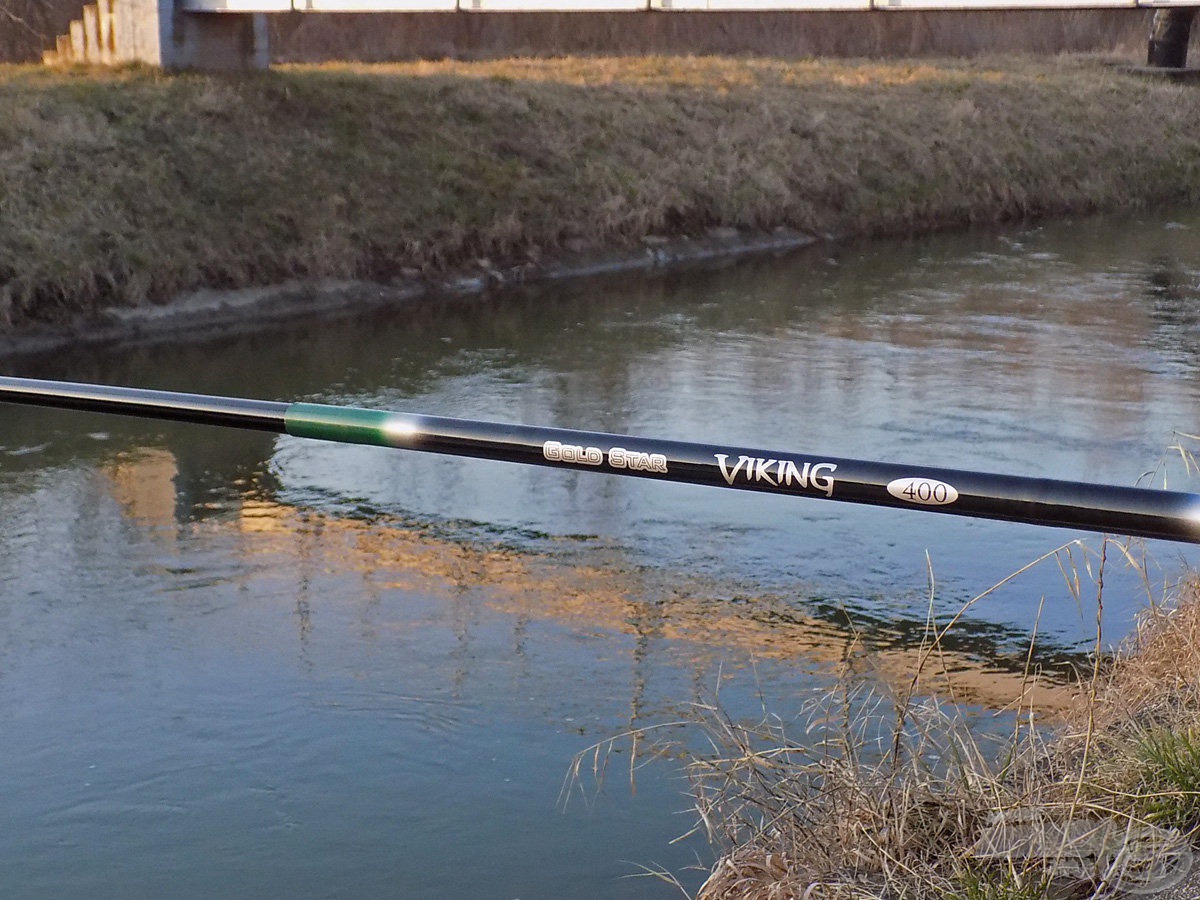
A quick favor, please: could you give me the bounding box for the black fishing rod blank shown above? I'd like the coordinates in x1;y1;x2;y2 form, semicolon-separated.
1;376;1197;545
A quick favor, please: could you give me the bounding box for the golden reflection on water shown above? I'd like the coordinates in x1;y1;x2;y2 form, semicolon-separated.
103;449;179;527
98;448;1077;720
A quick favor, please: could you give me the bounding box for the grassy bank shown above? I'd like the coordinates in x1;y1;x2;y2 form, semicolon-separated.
660;553;1200;899
3;54;1200;330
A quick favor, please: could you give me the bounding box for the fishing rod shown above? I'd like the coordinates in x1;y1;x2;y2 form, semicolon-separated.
1;375;1198;545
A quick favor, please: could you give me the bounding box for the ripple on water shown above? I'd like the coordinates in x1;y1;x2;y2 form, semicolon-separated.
2;209;1200;897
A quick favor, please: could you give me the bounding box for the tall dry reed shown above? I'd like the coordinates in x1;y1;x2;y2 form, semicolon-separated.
571;533;1200;899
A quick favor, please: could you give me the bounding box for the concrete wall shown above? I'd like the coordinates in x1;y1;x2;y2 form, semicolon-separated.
31;2;1189;70
271;8;1158;62
173;13;270;69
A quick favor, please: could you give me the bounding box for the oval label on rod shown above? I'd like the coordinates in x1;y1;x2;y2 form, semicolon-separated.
886;477;959;506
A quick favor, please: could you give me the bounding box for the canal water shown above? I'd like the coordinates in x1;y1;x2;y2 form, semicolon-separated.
1;209;1199;898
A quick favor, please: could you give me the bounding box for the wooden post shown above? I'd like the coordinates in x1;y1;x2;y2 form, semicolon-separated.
1148;8;1197;69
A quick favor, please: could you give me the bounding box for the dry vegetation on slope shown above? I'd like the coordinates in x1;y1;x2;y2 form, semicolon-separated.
667;560;1200;899
3;55;1200;329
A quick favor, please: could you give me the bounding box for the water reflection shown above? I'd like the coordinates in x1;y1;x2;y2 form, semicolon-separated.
86;448;1081;713
1142;254;1200;375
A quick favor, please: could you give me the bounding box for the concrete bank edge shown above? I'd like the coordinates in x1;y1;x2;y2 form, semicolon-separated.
0;227;818;360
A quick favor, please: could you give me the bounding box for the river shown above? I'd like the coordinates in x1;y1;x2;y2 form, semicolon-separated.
1;209;1199;897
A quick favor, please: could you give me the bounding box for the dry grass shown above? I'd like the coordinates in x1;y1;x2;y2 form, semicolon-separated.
4;55;1200;329
570;539;1200;899
1050;575;1200;836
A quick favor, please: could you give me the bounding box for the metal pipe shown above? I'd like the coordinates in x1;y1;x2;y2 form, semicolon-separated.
2;375;1198;544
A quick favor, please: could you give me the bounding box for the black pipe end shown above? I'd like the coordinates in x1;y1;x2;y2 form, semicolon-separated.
1148;9;1196;68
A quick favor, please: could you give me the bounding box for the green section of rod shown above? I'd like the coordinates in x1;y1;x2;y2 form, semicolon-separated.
285;403;397;447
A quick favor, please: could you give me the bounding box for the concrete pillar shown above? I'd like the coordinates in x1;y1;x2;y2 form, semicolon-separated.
105;0;269;70
70;20;86;59
1148;8;1197;68
98;0;117;63
82;5;102;62
111;0;174;65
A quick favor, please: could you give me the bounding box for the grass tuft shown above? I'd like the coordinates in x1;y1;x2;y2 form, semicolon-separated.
952;869;1054;900
1133;726;1200;833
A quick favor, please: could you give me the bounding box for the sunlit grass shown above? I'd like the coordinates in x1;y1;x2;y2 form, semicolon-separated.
311;54;1020;89
3;55;1200;330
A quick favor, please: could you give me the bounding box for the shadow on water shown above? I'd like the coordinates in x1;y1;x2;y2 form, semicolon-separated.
1142;252;1200;375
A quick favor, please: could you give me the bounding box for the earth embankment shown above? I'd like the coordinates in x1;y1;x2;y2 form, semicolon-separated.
2;55;1200;333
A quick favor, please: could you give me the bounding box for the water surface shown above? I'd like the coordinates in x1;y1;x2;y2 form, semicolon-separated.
2;210;1199;897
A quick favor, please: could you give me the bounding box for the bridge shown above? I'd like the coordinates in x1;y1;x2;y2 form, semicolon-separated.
44;0;1200;71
